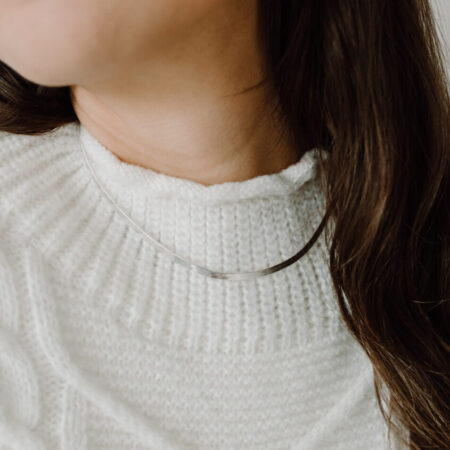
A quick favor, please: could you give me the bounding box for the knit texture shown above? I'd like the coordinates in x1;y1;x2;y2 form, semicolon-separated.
0;122;409;450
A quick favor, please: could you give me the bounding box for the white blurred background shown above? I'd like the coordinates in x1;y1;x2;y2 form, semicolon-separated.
432;0;450;80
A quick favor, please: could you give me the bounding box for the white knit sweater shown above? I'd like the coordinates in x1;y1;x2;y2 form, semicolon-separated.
0;122;408;450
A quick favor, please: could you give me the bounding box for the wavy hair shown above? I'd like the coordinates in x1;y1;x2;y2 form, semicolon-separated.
1;0;449;448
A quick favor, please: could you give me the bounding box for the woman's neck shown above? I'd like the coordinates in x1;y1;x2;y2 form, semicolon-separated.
70;0;300;186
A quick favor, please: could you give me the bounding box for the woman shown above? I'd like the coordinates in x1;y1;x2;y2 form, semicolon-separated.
0;1;448;449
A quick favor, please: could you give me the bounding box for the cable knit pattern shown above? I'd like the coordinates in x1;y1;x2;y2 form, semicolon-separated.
0;122;409;449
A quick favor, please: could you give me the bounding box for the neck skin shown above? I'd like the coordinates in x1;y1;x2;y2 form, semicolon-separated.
70;2;302;186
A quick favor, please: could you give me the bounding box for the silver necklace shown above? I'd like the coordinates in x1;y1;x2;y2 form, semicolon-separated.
81;144;328;281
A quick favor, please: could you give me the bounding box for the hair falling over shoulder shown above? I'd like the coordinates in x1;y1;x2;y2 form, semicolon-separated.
1;1;449;448
257;1;450;448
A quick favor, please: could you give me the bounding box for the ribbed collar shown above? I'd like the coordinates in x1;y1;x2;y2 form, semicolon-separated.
1;121;338;354
77;121;327;273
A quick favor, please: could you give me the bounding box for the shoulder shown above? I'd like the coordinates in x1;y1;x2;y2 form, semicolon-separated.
0;121;81;180
0;121;90;245
0;121;85;317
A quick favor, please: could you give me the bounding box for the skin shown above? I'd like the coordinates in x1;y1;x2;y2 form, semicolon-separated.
0;0;301;186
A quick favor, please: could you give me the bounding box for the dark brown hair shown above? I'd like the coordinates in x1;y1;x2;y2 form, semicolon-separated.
1;0;449;448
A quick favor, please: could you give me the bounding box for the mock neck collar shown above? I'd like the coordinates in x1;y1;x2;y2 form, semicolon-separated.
76;121;329;276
